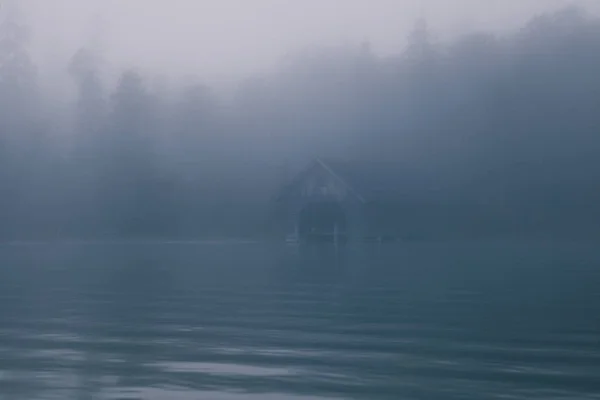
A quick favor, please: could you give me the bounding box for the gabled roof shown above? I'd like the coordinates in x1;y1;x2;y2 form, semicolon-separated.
314;158;366;203
317;158;400;202
275;157;441;204
274;157;366;203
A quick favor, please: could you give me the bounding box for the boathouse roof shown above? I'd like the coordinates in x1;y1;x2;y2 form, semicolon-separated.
275;157;442;204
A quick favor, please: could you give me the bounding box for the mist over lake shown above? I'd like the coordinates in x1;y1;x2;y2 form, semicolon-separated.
2;1;600;398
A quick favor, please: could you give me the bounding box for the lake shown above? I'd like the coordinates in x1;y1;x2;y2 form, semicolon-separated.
0;240;599;399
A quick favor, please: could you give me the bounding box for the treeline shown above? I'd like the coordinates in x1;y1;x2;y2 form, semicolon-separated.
1;5;600;240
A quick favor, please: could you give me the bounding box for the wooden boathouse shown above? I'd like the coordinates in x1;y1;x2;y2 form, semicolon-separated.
272;156;530;242
272;158;404;243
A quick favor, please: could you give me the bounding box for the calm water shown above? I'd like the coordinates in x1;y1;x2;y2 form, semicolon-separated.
1;240;599;399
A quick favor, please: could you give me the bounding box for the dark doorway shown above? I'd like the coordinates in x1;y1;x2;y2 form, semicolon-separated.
298;202;347;241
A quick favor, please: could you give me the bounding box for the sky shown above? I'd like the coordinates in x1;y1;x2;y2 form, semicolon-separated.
14;0;600;88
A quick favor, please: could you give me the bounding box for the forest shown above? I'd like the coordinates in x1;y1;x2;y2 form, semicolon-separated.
1;5;600;240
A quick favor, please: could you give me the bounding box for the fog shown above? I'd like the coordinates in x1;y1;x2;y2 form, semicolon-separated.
25;0;600;85
2;0;600;240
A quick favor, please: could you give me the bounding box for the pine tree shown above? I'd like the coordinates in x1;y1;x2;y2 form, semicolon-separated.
0;1;36;118
0;1;39;239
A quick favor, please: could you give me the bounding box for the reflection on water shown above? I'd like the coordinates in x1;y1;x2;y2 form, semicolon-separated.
0;240;599;399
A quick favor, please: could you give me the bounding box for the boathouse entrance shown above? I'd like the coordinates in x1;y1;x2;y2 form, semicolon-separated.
273;158;367;242
298;201;347;242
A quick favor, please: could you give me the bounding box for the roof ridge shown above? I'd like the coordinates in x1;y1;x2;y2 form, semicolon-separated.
315;158;367;203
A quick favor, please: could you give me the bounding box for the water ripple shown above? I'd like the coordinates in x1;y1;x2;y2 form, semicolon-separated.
0;242;599;399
